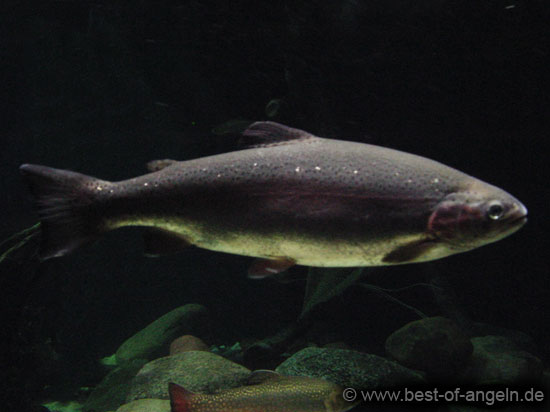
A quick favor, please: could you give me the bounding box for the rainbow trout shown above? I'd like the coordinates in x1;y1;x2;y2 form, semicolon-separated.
20;122;527;277
168;371;357;412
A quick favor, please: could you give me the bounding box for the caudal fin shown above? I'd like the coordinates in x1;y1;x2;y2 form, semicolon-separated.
169;382;194;412
19;164;108;260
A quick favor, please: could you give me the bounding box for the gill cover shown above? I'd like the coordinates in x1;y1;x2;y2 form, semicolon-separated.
428;196;484;243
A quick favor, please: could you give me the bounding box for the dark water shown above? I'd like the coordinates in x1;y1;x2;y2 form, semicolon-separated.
1;1;548;410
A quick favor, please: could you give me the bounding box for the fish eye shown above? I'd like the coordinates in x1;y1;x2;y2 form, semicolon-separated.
487;201;505;220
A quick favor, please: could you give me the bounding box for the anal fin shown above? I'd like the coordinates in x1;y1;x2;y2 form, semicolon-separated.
143;228;192;257
248;257;296;279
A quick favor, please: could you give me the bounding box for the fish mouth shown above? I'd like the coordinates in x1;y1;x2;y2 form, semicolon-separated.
510;215;528;229
501;203;528;233
504;215;527;238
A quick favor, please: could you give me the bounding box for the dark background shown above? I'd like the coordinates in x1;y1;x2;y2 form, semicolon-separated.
1;0;548;410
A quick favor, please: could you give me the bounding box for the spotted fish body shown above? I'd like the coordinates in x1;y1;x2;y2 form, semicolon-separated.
19;122;527;271
168;372;356;412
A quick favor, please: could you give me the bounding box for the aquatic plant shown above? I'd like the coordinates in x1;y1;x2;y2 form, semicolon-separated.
0;222;40;263
301;267;437;320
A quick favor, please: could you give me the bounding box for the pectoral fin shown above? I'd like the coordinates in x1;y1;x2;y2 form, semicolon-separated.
382;239;439;263
248;257;296;279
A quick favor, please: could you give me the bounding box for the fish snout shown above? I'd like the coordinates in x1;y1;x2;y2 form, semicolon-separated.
510;201;528;224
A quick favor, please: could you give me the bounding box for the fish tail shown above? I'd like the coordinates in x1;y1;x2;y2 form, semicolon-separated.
19;164;109;260
169;382;194;412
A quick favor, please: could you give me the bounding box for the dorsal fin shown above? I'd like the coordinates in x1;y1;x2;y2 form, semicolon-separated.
241;121;317;148
246;369;283;385
147;159;178;172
